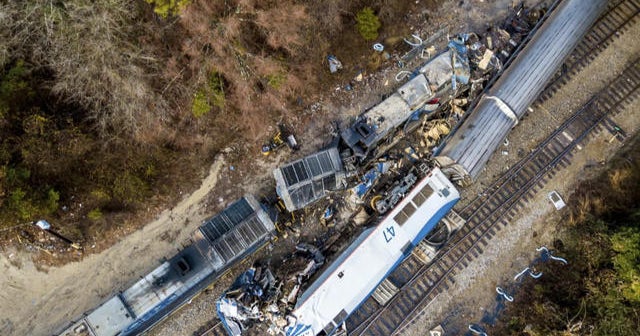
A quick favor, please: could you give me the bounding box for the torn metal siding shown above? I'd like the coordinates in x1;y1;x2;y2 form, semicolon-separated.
436;0;607;181
340;75;433;158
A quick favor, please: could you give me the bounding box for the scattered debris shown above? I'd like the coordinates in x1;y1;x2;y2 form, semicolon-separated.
217;264;281;336
217;242;326;336
372;172;418;214
547;190;566;210
403;34;423;47
468;324;488;336
349;161;393;204
262;124;299;156
219;5;550;336
536;246;568;264
429;325;445;336
513;267;542;282
495;286;514;302
33;220;82;250
327;55;343;73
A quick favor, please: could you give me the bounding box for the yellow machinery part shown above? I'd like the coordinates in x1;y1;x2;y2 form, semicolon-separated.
370;195;383;212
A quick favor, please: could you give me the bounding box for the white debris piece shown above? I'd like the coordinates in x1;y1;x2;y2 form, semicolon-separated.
547;190;566;210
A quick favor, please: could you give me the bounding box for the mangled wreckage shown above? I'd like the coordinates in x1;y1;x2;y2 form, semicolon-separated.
340;34;474;162
217;243;326;336
216;4;555;335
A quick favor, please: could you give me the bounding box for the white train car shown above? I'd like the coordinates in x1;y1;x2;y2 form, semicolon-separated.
284;167;460;336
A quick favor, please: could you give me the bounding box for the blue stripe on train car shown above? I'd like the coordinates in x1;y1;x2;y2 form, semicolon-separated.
325;198;459;336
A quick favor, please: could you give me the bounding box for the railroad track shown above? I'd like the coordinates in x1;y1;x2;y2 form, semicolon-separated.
346;59;639;336
537;0;640;103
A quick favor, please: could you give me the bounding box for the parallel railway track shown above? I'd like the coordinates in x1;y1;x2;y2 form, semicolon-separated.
344;3;640;334
347;58;639;335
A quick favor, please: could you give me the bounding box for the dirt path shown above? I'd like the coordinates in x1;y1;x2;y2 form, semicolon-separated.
0;157;226;336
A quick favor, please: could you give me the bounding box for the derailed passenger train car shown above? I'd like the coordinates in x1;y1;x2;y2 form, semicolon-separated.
284;168;459;336
435;0;607;183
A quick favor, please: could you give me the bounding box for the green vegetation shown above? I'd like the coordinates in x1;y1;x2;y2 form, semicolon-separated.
267;72;286;90
611;225;640;303
192;90;211;118
0;0;419;259
356;7;381;41
208;72;226;109
145;0;191;18
192;71;226;118
490;139;640;335
87;208;103;221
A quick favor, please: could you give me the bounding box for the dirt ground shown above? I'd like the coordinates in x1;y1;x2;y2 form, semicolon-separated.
0;158;226;335
0;1;619;336
402;18;640;336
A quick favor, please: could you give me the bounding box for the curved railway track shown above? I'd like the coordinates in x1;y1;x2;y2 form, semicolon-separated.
346;59;640;336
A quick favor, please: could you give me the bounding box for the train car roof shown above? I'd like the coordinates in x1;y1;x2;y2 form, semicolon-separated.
120;245;212;318
436;0;607;180
84;297;134;336
195;195;275;269
274;148;345;211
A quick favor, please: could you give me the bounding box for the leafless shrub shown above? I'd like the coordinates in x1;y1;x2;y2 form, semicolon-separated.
1;1;170;141
255;2;308;57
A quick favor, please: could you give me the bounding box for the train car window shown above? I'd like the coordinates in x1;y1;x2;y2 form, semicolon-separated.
412;189;426;206
402;202;416;218
419;184;434;200
394;211;408;225
394;202;416;226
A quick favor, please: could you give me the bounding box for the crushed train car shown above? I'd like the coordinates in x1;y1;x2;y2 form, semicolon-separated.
341;36;471;162
274;147;346;212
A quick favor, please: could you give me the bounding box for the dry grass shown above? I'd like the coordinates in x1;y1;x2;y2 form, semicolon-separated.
567;138;640;226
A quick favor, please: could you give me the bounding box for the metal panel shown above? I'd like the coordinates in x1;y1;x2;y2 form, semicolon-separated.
293;161;309;181
274;148;345;211
200;198;253;243
318;152;334;173
307;155;322;176
283;165;298;186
